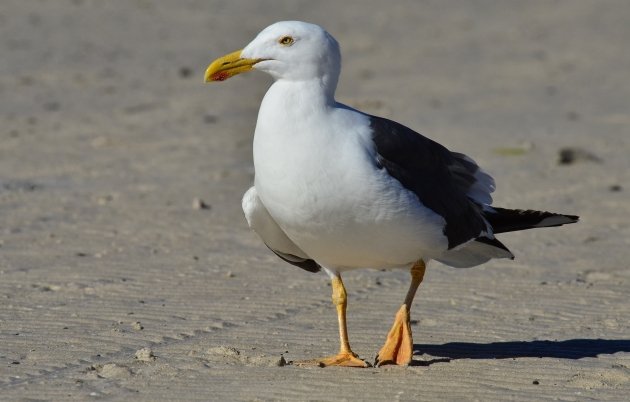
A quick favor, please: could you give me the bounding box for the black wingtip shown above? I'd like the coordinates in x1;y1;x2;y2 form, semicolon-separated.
266;246;321;273
485;208;579;234
537;213;579;227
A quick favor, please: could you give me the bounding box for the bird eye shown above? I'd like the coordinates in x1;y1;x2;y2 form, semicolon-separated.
278;36;294;46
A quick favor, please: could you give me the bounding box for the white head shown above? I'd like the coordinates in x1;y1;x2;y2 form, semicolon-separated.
205;21;341;91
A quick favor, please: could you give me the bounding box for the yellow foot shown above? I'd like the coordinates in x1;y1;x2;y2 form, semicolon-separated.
375;304;414;366
294;351;370;368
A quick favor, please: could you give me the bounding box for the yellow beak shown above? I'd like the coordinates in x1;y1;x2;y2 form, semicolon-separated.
204;49;264;82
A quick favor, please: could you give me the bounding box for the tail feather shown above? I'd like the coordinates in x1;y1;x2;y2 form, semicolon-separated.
485;207;579;234
435;236;514;268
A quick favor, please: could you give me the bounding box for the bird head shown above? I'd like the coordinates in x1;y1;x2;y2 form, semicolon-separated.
204;21;341;85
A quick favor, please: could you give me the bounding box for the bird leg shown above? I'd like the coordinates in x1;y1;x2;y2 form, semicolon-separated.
375;260;426;366
294;274;369;367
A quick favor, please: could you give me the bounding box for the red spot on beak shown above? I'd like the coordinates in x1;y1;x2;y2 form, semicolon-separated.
211;71;230;81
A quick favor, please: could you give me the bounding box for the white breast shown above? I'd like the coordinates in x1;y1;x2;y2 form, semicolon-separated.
251;81;448;270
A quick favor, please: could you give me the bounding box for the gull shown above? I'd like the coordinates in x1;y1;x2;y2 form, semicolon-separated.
204;21;578;367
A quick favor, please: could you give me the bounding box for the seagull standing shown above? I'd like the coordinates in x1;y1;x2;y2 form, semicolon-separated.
204;21;578;367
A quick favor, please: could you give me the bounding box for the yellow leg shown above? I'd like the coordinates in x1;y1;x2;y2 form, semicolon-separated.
375;260;426;366
294;275;369;368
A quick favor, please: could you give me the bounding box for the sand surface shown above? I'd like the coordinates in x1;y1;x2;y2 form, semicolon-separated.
1;1;629;400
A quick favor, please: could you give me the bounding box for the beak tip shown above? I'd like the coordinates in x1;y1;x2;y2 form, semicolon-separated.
203;68;214;83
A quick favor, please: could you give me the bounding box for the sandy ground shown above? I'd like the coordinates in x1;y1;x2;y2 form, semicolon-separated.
1;0;629;400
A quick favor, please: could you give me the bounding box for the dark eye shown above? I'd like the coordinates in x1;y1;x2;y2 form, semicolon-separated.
278;36;294;46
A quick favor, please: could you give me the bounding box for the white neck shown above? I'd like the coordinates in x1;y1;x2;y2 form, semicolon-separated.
257;79;337;129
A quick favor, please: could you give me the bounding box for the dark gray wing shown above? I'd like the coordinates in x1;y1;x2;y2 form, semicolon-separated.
369;115;489;249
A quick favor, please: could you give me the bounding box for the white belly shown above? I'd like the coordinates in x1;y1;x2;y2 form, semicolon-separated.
252;104;447;270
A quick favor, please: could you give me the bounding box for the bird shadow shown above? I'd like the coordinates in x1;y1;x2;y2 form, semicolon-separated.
410;339;630;366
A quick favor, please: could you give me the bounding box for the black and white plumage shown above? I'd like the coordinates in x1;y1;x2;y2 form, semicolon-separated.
208;20;578;275
205;20;578;367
